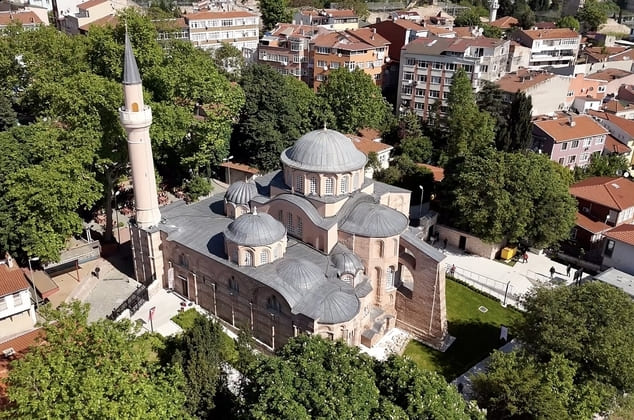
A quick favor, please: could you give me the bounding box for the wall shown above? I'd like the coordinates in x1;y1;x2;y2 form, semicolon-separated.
434;224;506;259
0;289;32;319
602;239;634;275
525;74;572;115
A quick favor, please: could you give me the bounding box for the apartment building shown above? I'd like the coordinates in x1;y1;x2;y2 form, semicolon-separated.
60;0;126;34
293;8;359;31
0;258;36;340
257;23;330;84
497;70;573;115
0;10;46;30
184;10;258;56
512;28;581;69
311;28;390;90
588;110;634;167
532;114;608;168
396;36;509;119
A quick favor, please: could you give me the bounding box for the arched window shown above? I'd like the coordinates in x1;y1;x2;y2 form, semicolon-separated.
375;240;384;257
244;251;253;266
260;249;269;264
309;177;317;194
295;175;304;193
228;276;239;294
179;254;188;268
340;175;348;194
287;213;294;233
266;295;281;313
386;266;395;289
341;273;353;285
325;178;334;195
131;102;139;112
393;239;398;256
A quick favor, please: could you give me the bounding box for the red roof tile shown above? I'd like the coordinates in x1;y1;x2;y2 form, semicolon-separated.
77;0;107;10
185;10;257;20
0;11;42;25
417;163;445;182
605;134;632;154
570;177;634;210
605;223;634;246
489;16;518;29
575;212;610;234
533;115;608;142
0;264;29;298
520;28;580;40
589;109;634;136
220;161;259;174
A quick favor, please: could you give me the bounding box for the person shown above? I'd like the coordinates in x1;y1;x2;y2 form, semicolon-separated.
443;238;448;250
566;264;572;277
549;266;556;280
450;264;456;276
523;252;528;264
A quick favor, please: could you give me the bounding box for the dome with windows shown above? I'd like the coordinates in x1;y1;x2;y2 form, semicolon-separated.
224;208;286;247
281;128;367;173
330;247;364;277
225;180;258;205
277;259;326;291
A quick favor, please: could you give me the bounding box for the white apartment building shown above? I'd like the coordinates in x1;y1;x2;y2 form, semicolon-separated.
397;36;510;119
293;8;359;31
184;10;259;57
0;259;36;340
512;28;581;69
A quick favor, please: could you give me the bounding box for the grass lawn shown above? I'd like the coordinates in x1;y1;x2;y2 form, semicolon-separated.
171;308;201;330
404;279;523;380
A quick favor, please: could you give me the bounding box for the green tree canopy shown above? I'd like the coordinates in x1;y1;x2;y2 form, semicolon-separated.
577;0;613;30
259;0;292;31
557;15;581;31
317;67;393;134
397;112;433;164
454;8;483;27
573;153;630;181
4;302;191;419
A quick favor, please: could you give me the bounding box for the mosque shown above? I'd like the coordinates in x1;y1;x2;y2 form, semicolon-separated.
121;32;448;350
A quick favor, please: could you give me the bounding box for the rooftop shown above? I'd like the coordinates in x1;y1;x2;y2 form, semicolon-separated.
517;28;580;41
299;8;357;19
77;0;107;10
0;11;42;26
605;223;634;246
489;16;518;29
496;70;555;93
184;10;257;21
588;110;634;136
605;134;632;154
603;99;634;114
0;264;29;298
313;28;390;50
346;129;392;155
594;267;634;297
570;177;634;211
575;212;610;234
403;36;505;56
585;68;633;82
584;46;633;62
533;114;608;142
220;161;259;175
417;163;445;182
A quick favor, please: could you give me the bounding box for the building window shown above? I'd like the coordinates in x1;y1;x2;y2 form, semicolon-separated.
406;58;415;65
402;85;412;95
571;140;579;148
429;90;439;98
558;157;565;165
598;86;606;93
432;62;443;70
340;176;348;194
417;74;427;82
295;175;304;192
386;266;395;289
287;213;294;233
228;276;239;294
595;136;604;144
403;72;414;80
244;251;253;266
341;273;353;284
309;177;317;194
581;153;590;162
260;250;269;264
417;60;427;68
570;227;577;240
446;63;456;71
325;178;334;195
266;295;281;313
561;142;568;151
222;19;232;26
297;216;303;236
605;239;615;257
567;91;574;97
415;102;424;109
179;254;188;268
568;155;576;163
353;173;359;188
583;138;592;147
12;292;22;306
430;76;441;84
0;298;7;311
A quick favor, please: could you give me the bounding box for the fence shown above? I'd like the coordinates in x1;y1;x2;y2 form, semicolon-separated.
107;285;149;321
447;264;522;308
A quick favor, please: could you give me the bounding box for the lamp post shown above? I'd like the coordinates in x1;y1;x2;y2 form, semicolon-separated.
222;155;234;185
28;256;40;309
114;190;121;245
418;185;424;218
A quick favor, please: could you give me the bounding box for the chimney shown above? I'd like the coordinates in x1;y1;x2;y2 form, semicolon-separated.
568;115;576;127
4;252;13;268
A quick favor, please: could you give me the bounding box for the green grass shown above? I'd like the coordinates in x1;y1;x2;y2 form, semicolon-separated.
404;279;523;380
171;308;201;330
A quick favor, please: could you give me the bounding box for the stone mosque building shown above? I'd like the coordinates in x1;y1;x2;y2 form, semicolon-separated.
122;32;448;350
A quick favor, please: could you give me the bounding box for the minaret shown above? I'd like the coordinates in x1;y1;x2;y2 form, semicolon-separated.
120;30;161;229
489;0;499;23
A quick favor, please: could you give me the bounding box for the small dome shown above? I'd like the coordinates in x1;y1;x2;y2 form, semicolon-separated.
281;128;367;173
340;202;408;238
319;290;360;324
224;209;286;247
225;180;258;205
277;259;325;290
331;251;364;276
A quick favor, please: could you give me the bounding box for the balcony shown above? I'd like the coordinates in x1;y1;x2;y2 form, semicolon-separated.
119;106;153;128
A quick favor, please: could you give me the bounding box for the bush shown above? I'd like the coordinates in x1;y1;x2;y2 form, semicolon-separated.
185;176;212;201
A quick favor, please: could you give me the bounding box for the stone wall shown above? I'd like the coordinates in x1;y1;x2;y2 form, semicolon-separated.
434;224;505;260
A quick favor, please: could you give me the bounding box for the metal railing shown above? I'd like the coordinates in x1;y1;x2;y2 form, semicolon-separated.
107;285;149;321
446;264;521;308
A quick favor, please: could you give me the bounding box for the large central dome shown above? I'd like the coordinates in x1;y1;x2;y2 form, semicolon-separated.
281;128;367;173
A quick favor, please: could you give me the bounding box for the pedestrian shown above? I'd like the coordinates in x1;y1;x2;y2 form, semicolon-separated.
450;264;456;277
549;266;556;280
443;238;448;250
523;252;528;264
566;264;571;277
94;266;100;280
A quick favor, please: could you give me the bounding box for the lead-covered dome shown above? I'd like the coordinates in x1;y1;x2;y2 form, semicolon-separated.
225;180;258;205
330;249;364;276
340;202;408;238
281;128;367;173
319;290;360;324
224;209;286;247
277;259;325;290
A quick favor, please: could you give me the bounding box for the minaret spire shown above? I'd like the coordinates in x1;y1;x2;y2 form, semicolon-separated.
123;28;142;85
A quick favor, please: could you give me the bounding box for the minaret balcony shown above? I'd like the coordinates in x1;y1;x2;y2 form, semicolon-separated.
119;106;153;128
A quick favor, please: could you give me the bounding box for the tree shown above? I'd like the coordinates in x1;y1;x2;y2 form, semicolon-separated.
514;0;536;29
482;24;503;38
557;15;581;31
232;63;323;171
577;0;611;30
443;68;495;159
505;91;533;152
4;302;191;419
476;81;509;151
318;67;393;134
397;112;433;164
184;175;212;202
573;153;629;181
454;8;482;27
516;282;634;393
472;350;603;419
336;0;370;20
213;42;245;81
0;93;17;130
259;0;292;31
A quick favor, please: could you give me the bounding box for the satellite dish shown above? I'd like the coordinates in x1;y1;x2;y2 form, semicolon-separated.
385;57;391;63
624;171;630;178
323;65;328;71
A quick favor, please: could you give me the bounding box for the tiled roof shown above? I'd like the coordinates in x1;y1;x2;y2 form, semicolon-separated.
519;28;580;40
346;129;392;155
495;70;555;93
586;68;632;81
403;36;504;55
389;19;425;30
299;8;357;18
314;28;389;50
77;0;107;10
489;16;518;29
534;21;557;29
185;10;257;20
79;14;117;31
603;100;634;113
220;161;259;174
588;109;634;136
605;134;632;154
0;264;29;298
605;223;634;246
533;115;608;142
426;26;455;35
0;329;43;354
584;46;633;62
570;177;634;210
0;11;42;25
417;163;445;182
575;212;610;234
270;23;329;38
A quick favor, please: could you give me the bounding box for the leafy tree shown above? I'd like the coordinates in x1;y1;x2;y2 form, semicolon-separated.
557;15;581;31
337;0;370;20
443;68;495;158
259;0;292;31
577;0;611;30
472;350;603;419
375;156;434;204
482;24;503;38
397;112;433;163
514;0;536;29
0;93;17;130
233;63;323;171
573;153;629;180
318;68;393;134
213;42;245;81
516;282;634;393
4;302;191;419
454;8;482;27
528;0;550;11
476;81;509;151
185;175;213;202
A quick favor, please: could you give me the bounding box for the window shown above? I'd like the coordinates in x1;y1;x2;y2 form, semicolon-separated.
605;239;615;257
567;90;574;97
309;177;317;194
179;254;188;268
295;175;304;192
558;157;565;165
260;250;269;264
266;295;281;313
429;90;439;98
330;62;339;69
415;88;425;97
442;91;449;99
12;293;22;306
430;76;441;84
462;65;473;73
297;216;303;236
228;276;239;294
415;102;424;109
316;47;329;54
353;173;359;188
325;178;334;195
568;155;576;163
222;19;232;27
403;72;414;80
598;86;606;93
581;153;590;162
0;298;7;311
317;60;327;67
402;85;412;95
341;273;353;284
561;142;568;151
386;266;395;289
583;138;592;147
417;74;427;82
570;227;577;240
432;62;443;70
417;60;427;68
244;251;253;266
406;58;415;65
287;213;294;233
480;65;488;73
340;176;348;194
446;63;456;71
595;136;604;144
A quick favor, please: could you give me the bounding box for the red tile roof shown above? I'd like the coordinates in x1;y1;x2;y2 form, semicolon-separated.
603;100;634;114
220;161;259;174
533;115;608;142
489;16;518;29
0;264;29;298
496;70;555;93
584;46;633;62
605;223;634;246
585;68;632;82
576;212;610;234
570;177;634;210
77;0;107;10
519;28;580;40
346;129;392;155
79;14;117;31
605;134;632;154
588;109;634;136
417;163;445;182
0;11;42;26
